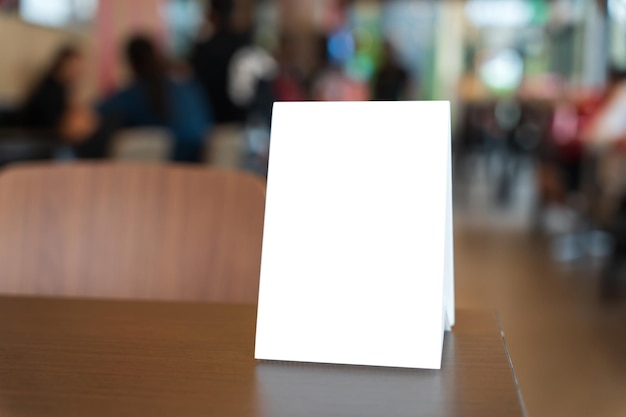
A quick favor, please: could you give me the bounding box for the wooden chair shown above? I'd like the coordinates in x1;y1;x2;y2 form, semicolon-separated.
0;163;266;303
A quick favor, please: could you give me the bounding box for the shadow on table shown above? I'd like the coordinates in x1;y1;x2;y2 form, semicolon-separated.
255;337;457;417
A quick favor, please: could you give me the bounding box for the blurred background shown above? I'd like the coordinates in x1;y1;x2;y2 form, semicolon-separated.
0;0;626;415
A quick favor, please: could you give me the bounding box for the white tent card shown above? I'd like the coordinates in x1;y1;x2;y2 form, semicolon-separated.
255;101;454;370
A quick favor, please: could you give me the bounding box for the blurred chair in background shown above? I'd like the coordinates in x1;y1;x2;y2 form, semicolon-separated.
0;129;60;167
109;128;173;161
0;164;265;303
601;194;626;302
205;124;246;169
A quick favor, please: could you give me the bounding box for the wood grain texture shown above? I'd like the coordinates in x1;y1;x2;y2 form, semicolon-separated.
0;163;266;302
0;298;525;417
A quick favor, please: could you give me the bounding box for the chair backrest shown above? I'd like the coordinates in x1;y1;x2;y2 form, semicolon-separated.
110;128;173;161
0;163;266;303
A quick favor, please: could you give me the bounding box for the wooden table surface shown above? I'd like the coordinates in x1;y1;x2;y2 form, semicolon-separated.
0;297;525;417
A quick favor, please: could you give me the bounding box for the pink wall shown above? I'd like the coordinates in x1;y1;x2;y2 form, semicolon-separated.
96;0;168;95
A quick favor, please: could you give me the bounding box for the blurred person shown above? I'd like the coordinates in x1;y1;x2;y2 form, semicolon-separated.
229;45;277;121
99;34;212;162
189;0;250;169
535;73;616;230
578;68;626;300
533;69;626;265
534;98;587;244
493;98;523;205
228;44;277;176
582;69;626;224
312;36;369;102
19;44;97;143
372;41;410;101
580;68;626;147
189;0;249;124
538;69;626;213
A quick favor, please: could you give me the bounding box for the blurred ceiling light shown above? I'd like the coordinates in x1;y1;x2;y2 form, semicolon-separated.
465;0;533;27
609;0;626;23
478;49;524;92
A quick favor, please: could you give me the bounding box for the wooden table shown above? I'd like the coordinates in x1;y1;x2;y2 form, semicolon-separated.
0;297;525;417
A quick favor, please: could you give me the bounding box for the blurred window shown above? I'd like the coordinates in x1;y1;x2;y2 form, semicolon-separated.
164;0;203;57
609;0;626;23
609;0;626;68
20;0;97;28
465;0;533;28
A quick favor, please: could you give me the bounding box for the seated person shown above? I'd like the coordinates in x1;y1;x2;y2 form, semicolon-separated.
99;34;212;162
19;44;96;143
579;68;626;300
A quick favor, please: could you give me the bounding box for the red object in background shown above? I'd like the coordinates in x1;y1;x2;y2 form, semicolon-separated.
274;70;306;102
552;105;578;146
576;92;606;134
551;91;606;163
0;0;19;11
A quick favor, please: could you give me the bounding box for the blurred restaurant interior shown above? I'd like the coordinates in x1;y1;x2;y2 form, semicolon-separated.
1;0;626;416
